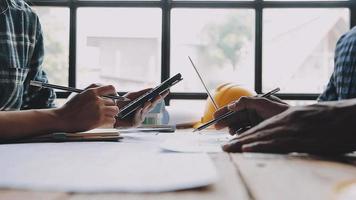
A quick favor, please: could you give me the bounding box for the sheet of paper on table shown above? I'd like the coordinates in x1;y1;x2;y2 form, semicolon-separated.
160;131;232;153
0;133;218;193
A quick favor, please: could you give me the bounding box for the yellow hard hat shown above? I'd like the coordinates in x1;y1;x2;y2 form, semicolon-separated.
193;83;256;129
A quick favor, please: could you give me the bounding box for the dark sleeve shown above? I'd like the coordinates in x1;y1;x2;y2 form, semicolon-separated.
319;29;356;102
318;71;338;102
21;16;56;110
318;32;344;102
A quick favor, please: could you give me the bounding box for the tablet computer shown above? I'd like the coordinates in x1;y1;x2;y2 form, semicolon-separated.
117;73;183;119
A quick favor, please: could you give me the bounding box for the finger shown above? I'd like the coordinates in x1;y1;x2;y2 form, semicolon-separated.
227;96;267;112
85;83;102;89
242;138;297;153
146;103;156;112
96;85;117;96
214;106;229;119
235;116;285;140
142;101;153;113
215;110;250;130
229;126;252;136
125;88;152;100
116;108;144;128
101;97;116;106
222;139;244;152
266;95;287;105
161;91;169;99
116;99;131;108
103;117;116;128
229;127;238;135
223;126;286;152
145;94;165;114
228;96;288;120
150;95;162;107
236;126;288;145
214;106;231;130
133;108;145;127
223;134;296;153
227;96;251;112
103;106;120;117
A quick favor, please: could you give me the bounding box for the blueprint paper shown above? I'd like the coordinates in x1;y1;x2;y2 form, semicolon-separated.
0;135;217;193
160;131;232;153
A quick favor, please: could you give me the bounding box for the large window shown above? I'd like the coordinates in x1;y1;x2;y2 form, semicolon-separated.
31;6;69;87
28;0;354;101
171;9;255;93
76;8;162;91
263;8;349;94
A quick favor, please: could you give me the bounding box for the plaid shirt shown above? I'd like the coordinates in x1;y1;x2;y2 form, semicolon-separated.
318;26;356;101
0;0;55;111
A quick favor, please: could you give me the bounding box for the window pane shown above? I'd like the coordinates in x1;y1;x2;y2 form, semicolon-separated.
32;7;69;86
264;0;347;1
263;8;349;93
171;9;255;93
77;8;161;91
175;0;252;1
78;0;157;1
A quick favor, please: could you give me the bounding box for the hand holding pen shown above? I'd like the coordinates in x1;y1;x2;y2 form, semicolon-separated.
212;88;290;135
30;81;169;129
194;88;288;133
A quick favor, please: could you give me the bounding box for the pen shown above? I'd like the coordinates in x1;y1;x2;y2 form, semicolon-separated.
30;80;130;101
193;87;280;132
188;56;219;110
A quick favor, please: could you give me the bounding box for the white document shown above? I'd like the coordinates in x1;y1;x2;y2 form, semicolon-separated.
160;131;232;153
0;139;217;193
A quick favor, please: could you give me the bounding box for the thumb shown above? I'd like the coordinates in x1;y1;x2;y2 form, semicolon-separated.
96;85;117;96
227;96;254;112
85;83;102;89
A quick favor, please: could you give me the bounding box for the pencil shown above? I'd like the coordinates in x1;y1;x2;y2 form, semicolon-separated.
30;80;130;101
193;87;280;132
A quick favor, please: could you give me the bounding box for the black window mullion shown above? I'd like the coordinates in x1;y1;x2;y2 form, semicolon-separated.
255;0;263;94
162;0;171;104
168;93;319;101
171;1;255;8
74;1;161;7
351;0;356;28
161;1;171;84
69;0;77;88
262;1;351;8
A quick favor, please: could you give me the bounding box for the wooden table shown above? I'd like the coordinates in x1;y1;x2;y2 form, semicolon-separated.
1;152;356;200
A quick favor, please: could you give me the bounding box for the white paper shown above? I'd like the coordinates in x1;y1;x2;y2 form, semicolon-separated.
0;134;218;193
160;131;232;153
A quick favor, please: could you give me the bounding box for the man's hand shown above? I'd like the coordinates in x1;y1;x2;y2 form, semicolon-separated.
214;96;289;135
115;89;168;128
222;101;356;154
55;85;120;132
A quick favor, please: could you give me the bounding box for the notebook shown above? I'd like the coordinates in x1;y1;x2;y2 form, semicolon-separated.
3;129;121;144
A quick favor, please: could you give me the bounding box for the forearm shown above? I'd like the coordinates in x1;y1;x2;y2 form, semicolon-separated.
316;98;356;113
0;109;64;141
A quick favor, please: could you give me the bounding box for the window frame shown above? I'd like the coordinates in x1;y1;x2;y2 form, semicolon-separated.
27;0;356;102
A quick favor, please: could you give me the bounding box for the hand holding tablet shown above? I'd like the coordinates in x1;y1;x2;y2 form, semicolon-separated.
117;73;183;119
